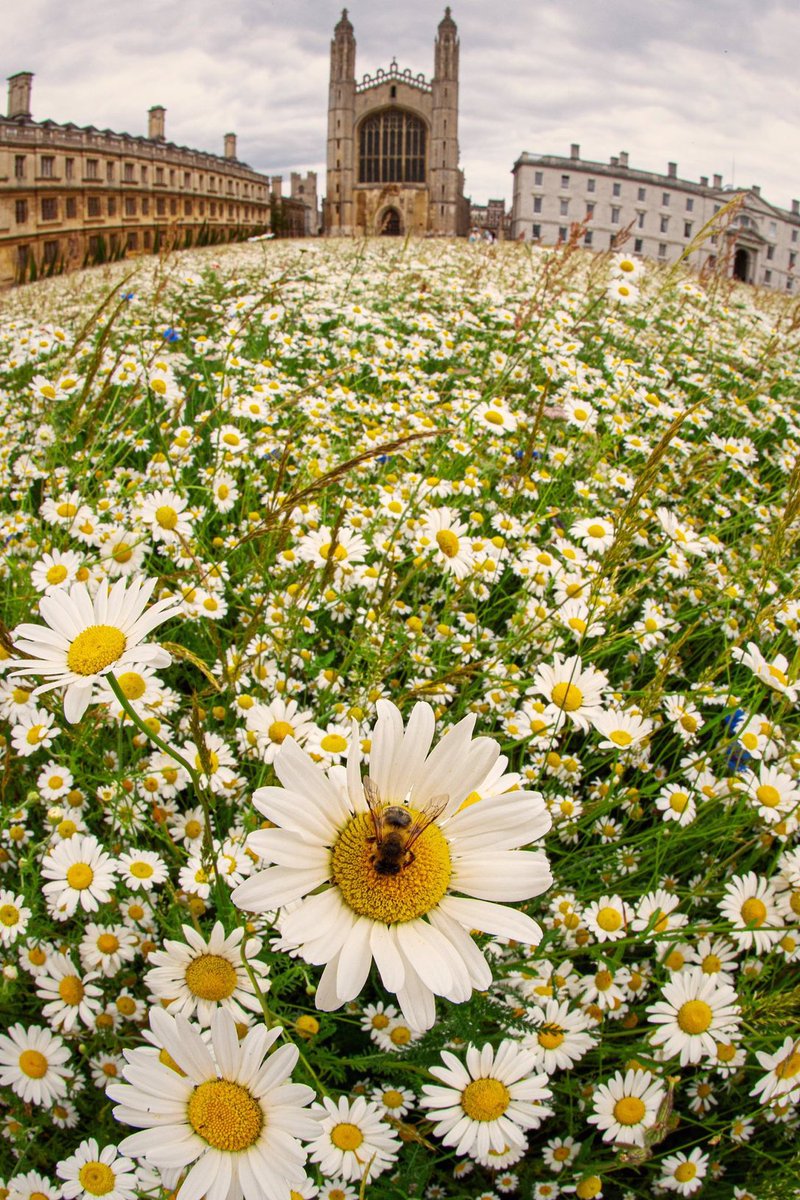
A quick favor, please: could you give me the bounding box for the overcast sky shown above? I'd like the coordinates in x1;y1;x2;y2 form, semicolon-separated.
5;0;799;209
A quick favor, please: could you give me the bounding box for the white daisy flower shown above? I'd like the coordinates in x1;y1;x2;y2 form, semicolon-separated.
7;1171;62;1200
731;642;798;701
521;998;596;1074
8;578;180;722
136;489;193;544
750;1035;800;1105
306;1095;400;1183
658;1147;709;1195
420;1040;552;1160
0;891;32;945
245;698;317;764
56;1138;139;1200
417;507;476;579
0;1022;71;1106
35;953;104;1032
233;700;552;1031
590;709;653;751
530;655;608;732
108;1008;318;1200
117;850;169;892
646;967;740;1065
718;871;783;952
582;894;629;943
30;549;86;593
586;1067;665;1147
10;706;60;756
144;921;270;1027
79;922;139;976
41;834;118;921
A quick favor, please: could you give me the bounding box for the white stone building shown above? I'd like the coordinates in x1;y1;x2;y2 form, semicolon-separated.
511;145;800;292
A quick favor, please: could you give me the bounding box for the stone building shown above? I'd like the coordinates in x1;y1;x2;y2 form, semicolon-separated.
324;8;469;237
0;73;277;286
290;171;320;235
469;197;510;240
510;144;800;293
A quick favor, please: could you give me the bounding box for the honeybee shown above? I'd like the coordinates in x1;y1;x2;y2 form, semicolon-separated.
363;775;448;876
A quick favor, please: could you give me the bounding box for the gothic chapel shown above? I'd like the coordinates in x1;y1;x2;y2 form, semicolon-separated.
324;9;469;236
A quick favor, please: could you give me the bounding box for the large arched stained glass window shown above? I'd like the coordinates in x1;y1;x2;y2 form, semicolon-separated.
359;110;426;185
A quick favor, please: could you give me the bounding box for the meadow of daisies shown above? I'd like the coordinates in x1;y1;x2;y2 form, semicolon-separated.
0;234;799;1200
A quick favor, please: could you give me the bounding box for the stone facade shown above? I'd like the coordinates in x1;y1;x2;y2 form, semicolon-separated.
324;8;468;238
0;74;277;287
511;145;800;293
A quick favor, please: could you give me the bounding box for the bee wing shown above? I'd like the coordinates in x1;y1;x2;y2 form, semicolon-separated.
404;793;449;851
363;775;384;842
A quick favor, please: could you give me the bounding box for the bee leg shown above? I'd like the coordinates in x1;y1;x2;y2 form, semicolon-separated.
406;850;416;867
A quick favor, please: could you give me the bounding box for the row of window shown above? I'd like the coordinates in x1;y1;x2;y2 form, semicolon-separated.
14;195;257;223
11;154;263;198
534;170;700;209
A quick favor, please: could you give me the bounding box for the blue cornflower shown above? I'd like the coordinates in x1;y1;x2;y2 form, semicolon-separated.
162;327;180;342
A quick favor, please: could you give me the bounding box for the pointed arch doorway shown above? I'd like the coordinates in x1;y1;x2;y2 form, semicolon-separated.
379;207;402;236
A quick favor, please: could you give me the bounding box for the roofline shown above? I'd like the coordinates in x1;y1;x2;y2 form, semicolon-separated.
0;114;265;177
512;151;800;222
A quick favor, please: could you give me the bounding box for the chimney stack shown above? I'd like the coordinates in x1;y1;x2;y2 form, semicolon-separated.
792;199;799;216
713;173;722;189
610;155;619;166
271;176;283;201
7;72;33;120
570;143;580;160
700;175;709;187
619;150;629;168
148;105;165;141
752;184;761;197
224;132;237;160
667;161;677;179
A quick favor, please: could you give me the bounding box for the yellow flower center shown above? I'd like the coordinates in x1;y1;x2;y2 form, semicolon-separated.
390;1026;411;1045
97;933;120;953
66;625;126;676
485;409;504;426
551;681;584;712
609;729;633;746
57;502;78;518
58;819;77;838
112;543;133;563
26;725;45;745
614;1096;646;1125
158;1047;186;1074
320;733;347;754
669;791;689;812
318;542;347;561
587;524;606;539
59;975;85;1005
331;810;451;923
716;1042;737;1062
46;564;69;585
576;1178;603;1200
268;720;294;744
184;954;238;1001
331;1122;364;1151
702;953;722;974
117;671;146;700
776;1051;800;1080
435;529;460;558
155;505;179;530
768;665;788;685
382;1089;405;1108
0;904;20;926
679;714;698;732
537;1025;564;1050
19;1049;48;1078
594;970;613;991
460;1077;510;1122
677;999;713;1034
12;687;31;703
675;1163;697;1183
78;1163;116;1196
741;897;767;926
66;863;94;890
756;784;781;809
185;819;203;839
596;906;623;932
130;861;154;878
665;950;685;971
187;1079;263;1151
151;378;168;395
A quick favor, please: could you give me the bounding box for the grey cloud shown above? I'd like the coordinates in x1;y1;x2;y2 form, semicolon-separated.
4;0;799;208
